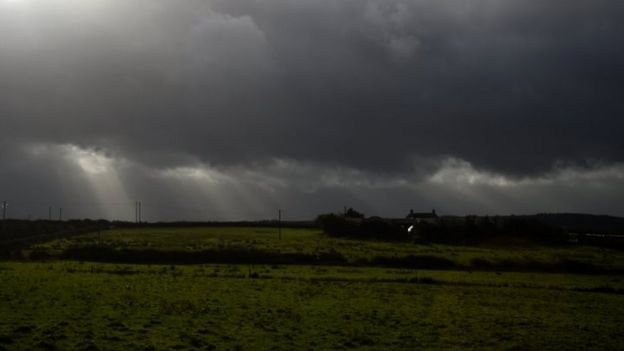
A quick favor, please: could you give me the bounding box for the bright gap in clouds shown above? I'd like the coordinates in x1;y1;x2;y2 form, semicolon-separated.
12;142;624;220
23;144;136;220
63;145;133;220
63;145;115;175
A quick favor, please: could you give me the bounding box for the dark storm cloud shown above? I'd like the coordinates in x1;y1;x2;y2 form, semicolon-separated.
207;0;624;175
1;0;623;175
1;0;624;219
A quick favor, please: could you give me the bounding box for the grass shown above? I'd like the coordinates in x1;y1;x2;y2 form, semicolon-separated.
3;226;624;350
31;226;624;271
1;261;623;350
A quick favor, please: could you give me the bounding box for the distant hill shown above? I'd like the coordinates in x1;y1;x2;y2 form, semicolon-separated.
535;213;624;235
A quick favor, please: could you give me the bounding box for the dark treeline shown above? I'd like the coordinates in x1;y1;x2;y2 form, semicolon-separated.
316;212;570;245
315;214;408;241
536;213;624;235
422;215;569;245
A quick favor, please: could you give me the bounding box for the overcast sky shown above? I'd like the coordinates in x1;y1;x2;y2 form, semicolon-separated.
1;0;623;221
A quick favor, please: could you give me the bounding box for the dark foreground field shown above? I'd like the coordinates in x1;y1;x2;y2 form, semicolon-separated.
1;262;624;350
1;226;624;350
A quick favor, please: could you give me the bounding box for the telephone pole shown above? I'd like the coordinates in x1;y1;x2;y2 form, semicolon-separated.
278;209;282;240
1;201;6;231
134;201;143;224
59;208;63;221
49;206;52;221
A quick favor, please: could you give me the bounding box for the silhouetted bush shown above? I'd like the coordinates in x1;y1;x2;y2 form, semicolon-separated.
317;212;569;246
411;215;568;245
500;216;568;245
344;208;364;219
316;214;358;237
315;214;408;241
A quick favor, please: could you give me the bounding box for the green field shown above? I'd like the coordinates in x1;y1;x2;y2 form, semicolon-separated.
1;226;623;350
32;226;624;271
1;262;624;350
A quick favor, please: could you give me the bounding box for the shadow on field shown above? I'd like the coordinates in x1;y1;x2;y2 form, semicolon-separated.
49;246;616;274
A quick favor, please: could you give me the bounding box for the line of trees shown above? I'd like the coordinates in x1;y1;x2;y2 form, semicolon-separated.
316;210;569;245
315;213;408;241
415;215;568;245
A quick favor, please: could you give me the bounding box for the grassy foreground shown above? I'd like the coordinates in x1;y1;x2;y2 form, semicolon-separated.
3;226;624;350
1;261;624;350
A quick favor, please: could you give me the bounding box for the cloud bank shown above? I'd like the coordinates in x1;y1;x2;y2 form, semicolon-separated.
1;0;623;219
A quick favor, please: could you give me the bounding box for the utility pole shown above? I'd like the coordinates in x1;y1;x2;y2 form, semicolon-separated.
49;206;52;221
98;224;102;245
139;201;142;224
1;201;6;232
135;201;138;224
59;208;63;221
278;209;282;240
